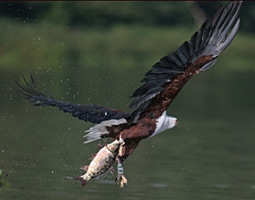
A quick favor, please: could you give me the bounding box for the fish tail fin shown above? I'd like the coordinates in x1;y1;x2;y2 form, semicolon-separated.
74;176;87;187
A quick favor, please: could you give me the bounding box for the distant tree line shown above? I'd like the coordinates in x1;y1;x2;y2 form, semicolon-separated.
0;2;254;32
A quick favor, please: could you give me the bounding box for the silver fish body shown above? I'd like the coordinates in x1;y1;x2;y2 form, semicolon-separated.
75;139;124;186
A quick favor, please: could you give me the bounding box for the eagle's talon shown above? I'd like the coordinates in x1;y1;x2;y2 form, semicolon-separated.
115;174;128;188
115;156;127;188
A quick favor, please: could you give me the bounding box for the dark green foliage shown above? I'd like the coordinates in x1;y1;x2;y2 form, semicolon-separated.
0;2;254;32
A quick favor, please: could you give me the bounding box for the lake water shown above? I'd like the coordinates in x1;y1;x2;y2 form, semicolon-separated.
1;67;255;200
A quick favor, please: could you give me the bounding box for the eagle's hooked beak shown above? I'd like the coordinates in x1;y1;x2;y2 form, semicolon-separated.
175;119;179;127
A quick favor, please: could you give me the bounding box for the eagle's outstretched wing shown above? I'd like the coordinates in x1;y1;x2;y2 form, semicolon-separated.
129;1;242;122
16;75;131;124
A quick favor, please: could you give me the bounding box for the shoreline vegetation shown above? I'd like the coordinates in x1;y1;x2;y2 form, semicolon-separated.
0;18;254;73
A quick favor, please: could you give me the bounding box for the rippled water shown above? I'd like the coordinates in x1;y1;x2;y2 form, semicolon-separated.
1;70;255;200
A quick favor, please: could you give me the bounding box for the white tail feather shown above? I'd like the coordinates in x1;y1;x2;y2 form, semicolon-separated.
83;118;127;144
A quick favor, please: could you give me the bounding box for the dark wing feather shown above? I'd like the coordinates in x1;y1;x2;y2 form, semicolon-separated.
16;75;131;124
129;1;242;122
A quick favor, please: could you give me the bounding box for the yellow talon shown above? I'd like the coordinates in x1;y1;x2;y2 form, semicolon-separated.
116;174;128;188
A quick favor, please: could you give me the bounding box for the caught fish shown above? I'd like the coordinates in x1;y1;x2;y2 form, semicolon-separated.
75;138;124;186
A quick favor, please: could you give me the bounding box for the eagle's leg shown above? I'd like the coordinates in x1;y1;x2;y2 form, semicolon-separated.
115;139;127;188
115;156;128;188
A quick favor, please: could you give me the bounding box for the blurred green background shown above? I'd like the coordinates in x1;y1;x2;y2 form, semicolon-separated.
1;2;255;200
1;1;255;73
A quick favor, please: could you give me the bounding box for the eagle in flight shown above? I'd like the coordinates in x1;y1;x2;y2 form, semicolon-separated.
17;1;242;187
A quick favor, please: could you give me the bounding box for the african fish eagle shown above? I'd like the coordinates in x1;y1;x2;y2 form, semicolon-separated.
16;1;242;187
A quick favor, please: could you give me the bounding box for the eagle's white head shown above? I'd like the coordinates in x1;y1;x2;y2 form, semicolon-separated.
149;111;178;138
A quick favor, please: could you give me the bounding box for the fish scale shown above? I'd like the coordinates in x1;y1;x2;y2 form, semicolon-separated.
75;139;124;187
